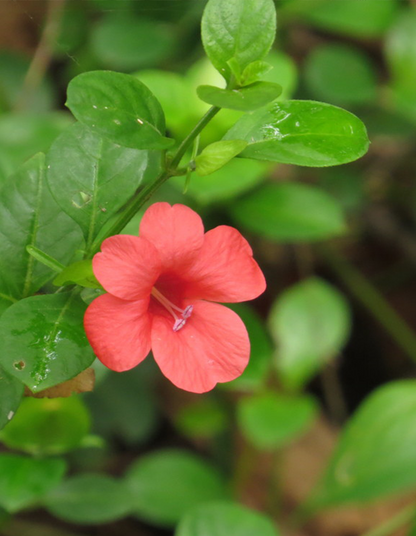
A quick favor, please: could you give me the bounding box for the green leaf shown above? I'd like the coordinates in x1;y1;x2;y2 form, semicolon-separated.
0;397;91;455
304;44;377;106
91;14;174;71
201;0;276;82
44;474;131;524
0;293;95;392
66;71;173;150
53;260;101;289
240;60;273;86
197;82;281;111
46;123;150;246
174;158;269;205
0;367;24;431
230;183;346;242
0;454;66;513
237;393;318;450
125;449;228;527
176;502;279;536
268;278;351;390
310;381;416;508
195;140;247;176
0;153;83;302
224;100;370;167
222;303;273;392
303;0;399;38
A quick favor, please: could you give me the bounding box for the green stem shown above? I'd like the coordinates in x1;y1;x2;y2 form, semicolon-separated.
361;503;415;536
319;245;416;364
88;105;220;256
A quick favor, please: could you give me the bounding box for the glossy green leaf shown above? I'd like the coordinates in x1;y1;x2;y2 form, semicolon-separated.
305;44;377;105
0;113;72;178
385;10;416;101
0;293;95;392
303;0;399;38
125;449;228;526
0;454;66;513
201;0;276;82
44;474;131;524
197;82;281;111
195;140;247;176
174;158;268;205
176;502;279;536
224;100;370;167
46;123;150;246
91;14;174;71
0;367;24;431
238;393;318;450
222;303;273;392
53;260;101;289
310;381;416;508
66;71;173;150
269;278;351;390
0;153;82;303
0;397;91;455
230;183;346;242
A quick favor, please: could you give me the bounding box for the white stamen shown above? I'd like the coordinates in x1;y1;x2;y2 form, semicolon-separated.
151;288;193;332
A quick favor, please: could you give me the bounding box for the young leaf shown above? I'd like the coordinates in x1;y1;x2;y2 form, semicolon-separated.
125;449;228;527
44;474;132;524
176;502;279;536
195;140;247;176
66;71;173;150
53;260;101;289
224;100;370;167
0;153;83;302
174;158;269;205
46;123;150;247
0;454;66;513
237;392;318;450
0;292;95;393
0;397;91;455
240;60;273;86
197;82;281;111
230;183;346;242
268;278;351;390
201;0;276;83
0;367;24;431
310;381;416;508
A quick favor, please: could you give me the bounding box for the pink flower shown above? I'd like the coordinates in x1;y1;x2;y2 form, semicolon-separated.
84;202;266;393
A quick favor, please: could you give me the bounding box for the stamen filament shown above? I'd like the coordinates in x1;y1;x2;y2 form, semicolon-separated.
151;287;193;332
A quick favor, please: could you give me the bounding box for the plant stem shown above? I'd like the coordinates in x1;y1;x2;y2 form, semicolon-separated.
88;105;220;256
361;503;416;536
15;0;66;111
319;245;416;364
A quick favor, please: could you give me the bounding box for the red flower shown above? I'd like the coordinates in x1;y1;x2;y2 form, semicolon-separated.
84;202;266;393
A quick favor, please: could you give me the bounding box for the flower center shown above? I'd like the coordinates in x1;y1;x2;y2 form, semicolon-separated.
151;287;193;332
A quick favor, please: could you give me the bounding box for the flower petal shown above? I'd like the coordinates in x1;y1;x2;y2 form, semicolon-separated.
93;235;161;301
184;226;266;302
151;301;250;393
84;293;151;371
139;202;204;271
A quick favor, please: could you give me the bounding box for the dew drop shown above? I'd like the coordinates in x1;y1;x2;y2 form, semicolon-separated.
7;411;14;420
13;360;25;371
113;119;121;125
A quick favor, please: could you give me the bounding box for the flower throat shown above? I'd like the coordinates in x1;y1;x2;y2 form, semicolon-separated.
151;287;193;332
